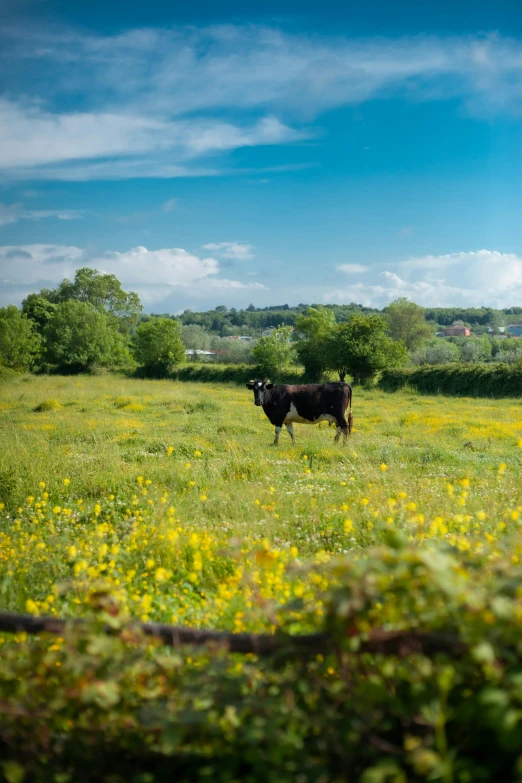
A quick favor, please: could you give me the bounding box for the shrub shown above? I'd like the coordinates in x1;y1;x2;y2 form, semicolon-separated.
3;541;522;781
460;336;492;363
379;363;522;396
0;305;41;370
133;318;185;377
411;338;460;365
167;363;304;385
252;326;295;378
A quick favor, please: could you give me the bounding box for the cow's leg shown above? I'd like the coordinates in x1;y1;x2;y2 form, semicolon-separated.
272;426;282;445
334;416;349;444
285;423;296;444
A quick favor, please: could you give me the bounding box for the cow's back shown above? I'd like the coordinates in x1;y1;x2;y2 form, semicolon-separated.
282;383;350;421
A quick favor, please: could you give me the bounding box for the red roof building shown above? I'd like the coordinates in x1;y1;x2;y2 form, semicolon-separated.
443;324;470;337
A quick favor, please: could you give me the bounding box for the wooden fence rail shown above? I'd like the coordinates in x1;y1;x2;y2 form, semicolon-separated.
0;610;466;658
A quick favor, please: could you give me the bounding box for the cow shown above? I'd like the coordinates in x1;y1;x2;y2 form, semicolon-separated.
246;380;353;445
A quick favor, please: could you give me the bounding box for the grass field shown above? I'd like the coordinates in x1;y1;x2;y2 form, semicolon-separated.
0;373;521;632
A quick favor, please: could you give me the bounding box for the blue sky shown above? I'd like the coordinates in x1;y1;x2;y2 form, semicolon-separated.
1;0;521;312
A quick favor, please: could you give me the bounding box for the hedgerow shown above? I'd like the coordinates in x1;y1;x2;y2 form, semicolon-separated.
168;363;304;384
379;363;522;397
3;540;522;782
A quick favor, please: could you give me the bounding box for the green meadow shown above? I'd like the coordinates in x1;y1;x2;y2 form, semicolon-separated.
2;373;522;781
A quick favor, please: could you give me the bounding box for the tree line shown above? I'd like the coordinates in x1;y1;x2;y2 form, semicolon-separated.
1;269;521;380
171;302;522;335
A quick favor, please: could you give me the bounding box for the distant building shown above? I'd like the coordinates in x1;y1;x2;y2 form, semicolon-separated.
443;324;470;337
261;327;294;338
228;335;253;341
185;349;217;360
507;324;522;337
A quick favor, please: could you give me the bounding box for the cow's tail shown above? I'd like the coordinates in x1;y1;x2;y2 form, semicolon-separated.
346;383;354;435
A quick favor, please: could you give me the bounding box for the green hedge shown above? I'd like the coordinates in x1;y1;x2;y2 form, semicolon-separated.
169;363;305;385
3;540;522;781
379;363;522;397
0;365;20;381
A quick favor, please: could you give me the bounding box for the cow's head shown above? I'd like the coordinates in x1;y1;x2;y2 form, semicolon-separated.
246;379;273;406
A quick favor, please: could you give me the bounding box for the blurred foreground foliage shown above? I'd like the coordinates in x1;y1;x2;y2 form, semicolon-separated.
4;540;522;782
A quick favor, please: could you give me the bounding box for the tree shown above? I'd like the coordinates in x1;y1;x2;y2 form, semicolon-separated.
295;307;336;381
21;294;57;334
252;326;294;378
0;306;41;370
460;336;492;364
181;325;212;357
38;268;142;335
326;315;407;383
133;318;185;376
385;298;432;351
411;339;460;365
211;336;254;365
44;300;126;371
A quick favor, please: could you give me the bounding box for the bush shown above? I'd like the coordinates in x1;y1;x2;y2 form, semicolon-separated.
460;336;492;363
165;363;304;385
0;305;41;370
252;326;295;378
133;318;185;376
411;339;460;365
0;365;20;381
211;337;255;365
3;541;522;781
379;363;522;396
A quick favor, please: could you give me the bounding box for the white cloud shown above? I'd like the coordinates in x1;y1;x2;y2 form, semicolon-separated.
337;263;368;274
0;203;21;226
0;99;309;180
0;243;266;306
0;26;521;180
326;249;522;308
0;202;84;226
203;242;254;260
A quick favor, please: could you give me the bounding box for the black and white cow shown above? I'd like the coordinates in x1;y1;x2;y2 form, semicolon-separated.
246;380;353;445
